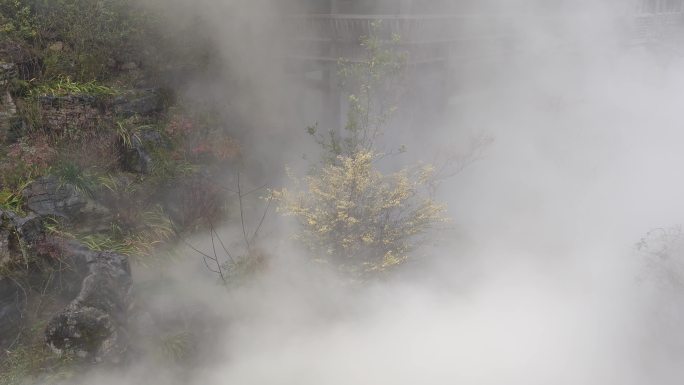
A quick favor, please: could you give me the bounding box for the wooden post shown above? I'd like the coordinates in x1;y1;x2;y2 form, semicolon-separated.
324;2;342;131
322;59;342;132
398;0;413;14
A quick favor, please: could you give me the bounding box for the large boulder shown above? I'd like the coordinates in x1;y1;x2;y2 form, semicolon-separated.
45;240;131;363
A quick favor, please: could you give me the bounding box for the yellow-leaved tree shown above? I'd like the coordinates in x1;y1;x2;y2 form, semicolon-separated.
273;22;447;275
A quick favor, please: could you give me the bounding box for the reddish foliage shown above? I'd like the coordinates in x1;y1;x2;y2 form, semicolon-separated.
165;114;195;139
6;135;56;171
164;112;240;163
172;175;224;230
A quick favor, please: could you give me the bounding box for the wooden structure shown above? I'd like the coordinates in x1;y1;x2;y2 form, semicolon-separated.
282;0;684;128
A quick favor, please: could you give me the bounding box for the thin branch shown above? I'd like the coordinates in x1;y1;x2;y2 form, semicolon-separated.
209;224;226;283
212;224;236;265
6;275;27;316
197;172;267;199
250;193;273;245
183;240;216;261
202;256;221;275
241;184;268;198
433;135;494;182
237;171;251;250
6;329;22;351
182;238;224;279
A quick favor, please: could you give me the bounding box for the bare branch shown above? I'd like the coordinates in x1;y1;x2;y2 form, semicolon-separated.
182;238;225;283
237;171;251;250
209;223;226;284
250;193;273;245
433;134;494;182
212;225;236;265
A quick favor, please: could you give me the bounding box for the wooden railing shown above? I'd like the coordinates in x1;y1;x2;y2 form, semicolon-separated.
282;14;515;67
282;12;684;67
633;12;684;40
283;14;512;44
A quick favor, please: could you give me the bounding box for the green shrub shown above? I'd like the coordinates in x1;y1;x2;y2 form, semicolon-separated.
0;0;38;41
0;186;25;213
0;0;154;81
32;0;151;80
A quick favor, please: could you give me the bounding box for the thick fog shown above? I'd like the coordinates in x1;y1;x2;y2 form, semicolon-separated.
71;0;684;384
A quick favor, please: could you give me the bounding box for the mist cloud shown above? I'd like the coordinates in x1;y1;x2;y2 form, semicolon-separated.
63;1;684;384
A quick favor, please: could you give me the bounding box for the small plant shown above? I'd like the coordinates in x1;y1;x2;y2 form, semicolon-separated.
79;206;175;265
28;75;116;98
52;162;96;197
186;172;272;286
0;186;25;213
115;120;138;150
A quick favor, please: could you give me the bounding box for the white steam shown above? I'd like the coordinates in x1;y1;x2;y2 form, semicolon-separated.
72;1;684;384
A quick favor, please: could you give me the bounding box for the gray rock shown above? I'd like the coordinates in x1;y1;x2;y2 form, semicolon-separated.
23;176;88;220
113;89;164;118
121;127;165;174
45;240;131;363
22;176;111;230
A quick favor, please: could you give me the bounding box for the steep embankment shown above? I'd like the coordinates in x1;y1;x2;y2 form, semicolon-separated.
0;1;241;379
